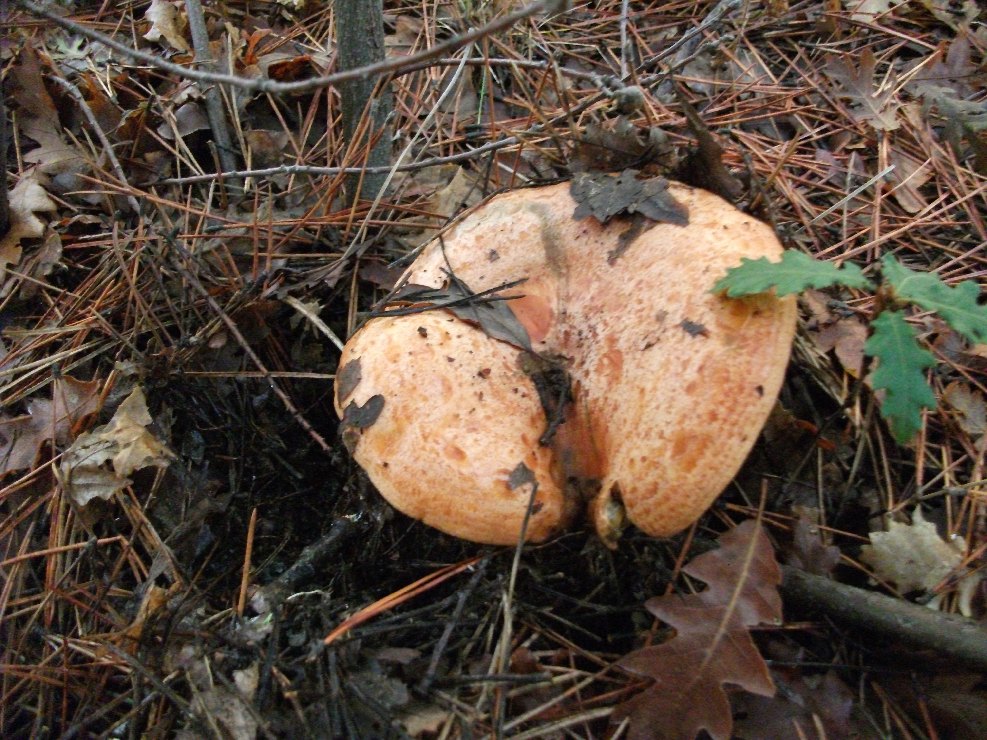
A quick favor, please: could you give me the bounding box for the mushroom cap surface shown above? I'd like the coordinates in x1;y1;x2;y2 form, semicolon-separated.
336;181;797;544
335;310;575;544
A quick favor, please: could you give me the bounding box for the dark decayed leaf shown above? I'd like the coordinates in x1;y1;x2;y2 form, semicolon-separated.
734;670;855;740
341;395;385;431
614;521;782;740
608;215;647;263
674;89;744;201
508;461;536;490
824;49;901;132
570;118;672;173
382;274;532;352
340;395;385;453
518;352;572;446
336;359;362;403
570;170;688;226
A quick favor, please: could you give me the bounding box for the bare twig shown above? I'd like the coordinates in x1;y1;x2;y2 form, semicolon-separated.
48;75;142;214
17;0;562;95
184;0;240;186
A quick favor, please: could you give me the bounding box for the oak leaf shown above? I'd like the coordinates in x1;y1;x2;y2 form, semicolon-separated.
60;387;172;506
614;521;782;740
825;49;900;131
0;376;101;474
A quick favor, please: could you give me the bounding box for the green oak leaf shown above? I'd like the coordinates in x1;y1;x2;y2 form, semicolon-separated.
882;255;987;345
712;250;874;297
864;310;938;443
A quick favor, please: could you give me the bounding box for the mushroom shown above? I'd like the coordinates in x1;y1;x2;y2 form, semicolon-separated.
335;181;797;545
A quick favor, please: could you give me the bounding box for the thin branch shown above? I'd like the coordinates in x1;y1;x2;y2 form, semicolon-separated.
782;566;987;674
184;0;240;184
48;75;142;214
17;0;562;95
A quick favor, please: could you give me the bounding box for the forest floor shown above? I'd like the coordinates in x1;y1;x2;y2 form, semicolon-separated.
1;0;986;737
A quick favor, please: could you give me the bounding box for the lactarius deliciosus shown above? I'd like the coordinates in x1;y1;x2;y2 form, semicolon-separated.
334;180;797;545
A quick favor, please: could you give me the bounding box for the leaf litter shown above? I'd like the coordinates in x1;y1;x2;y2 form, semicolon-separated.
2;0;987;736
614;521;782;740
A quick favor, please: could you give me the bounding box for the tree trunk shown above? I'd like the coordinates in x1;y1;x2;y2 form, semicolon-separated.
336;0;392;203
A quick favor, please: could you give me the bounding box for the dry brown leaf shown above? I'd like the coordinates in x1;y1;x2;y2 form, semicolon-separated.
888;148;932;213
860;508;982;615
801;290;867;377
60;386;172;506
908;35;977;100
0;376;101;474
844;0;905;22
734;669;854;739
918;0;980;33
825;49;901;131
385;15;424;56
157;101;210;140
8;46;64;154
614;521;781;740
143;0;191;53
395;166;484;247
0;174;59;278
942;381;987;440
788;507;842;576
570;118;672;173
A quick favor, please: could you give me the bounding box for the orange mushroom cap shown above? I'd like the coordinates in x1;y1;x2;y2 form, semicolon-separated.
335;181;797;545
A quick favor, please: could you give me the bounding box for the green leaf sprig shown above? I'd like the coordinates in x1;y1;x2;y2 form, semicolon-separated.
714;250;987;444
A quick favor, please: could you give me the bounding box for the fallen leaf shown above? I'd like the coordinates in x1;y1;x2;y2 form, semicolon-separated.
888;148;932;213
942;381;986;440
734;669;855;739
0;173;59;278
385;15;423;56
8;46;65;154
385;273;533;352
60;386;173;506
570;170;688;226
0;376;101;474
157;102;210;140
143;0;191;53
801;290;868;376
614;521;782;740
570;118;672;173
918;0;980;33
788;507;842;576
395;166;485;247
860;508;981;615
175;656;259;740
825;49;901;131
907;35;977;100
844;0;905;22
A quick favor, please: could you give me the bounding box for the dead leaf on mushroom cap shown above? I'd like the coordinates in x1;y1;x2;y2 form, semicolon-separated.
570;170;689;226
381;273;533;352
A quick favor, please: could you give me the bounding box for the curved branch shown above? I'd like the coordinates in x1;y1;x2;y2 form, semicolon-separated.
18;0;561;95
